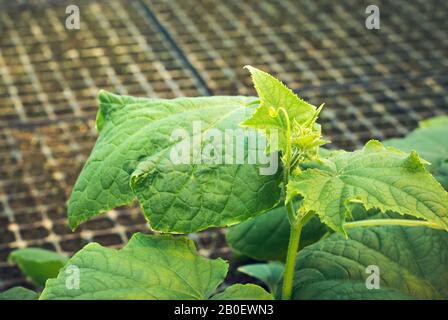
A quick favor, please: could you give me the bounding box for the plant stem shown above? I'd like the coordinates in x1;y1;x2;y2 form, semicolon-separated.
276;106;302;300
281;216;303;300
278;107;292;182
277;107;296;226
280;218;442;300
344;219;445;230
286;201;296;225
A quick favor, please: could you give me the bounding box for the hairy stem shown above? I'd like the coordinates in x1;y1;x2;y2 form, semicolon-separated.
278;107;292;182
286;201;296;225
281;216;302;300
344;219;445;230
276;106;302;300
277;107;296;225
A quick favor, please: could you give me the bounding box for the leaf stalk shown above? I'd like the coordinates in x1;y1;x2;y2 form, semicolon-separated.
343;219;445;231
281;216;302;300
276;106;303;300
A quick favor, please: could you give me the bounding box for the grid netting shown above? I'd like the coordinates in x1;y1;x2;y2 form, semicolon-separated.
148;0;448;148
0;0;447;291
0;0;207;127
0;0;226;291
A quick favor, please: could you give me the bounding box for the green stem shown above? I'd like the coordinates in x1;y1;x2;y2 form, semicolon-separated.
281;217;303;300
286;201;296;224
344;219;444;230
277;107;295;226
277;107;292;182
276;106;302;300
275;106;304;300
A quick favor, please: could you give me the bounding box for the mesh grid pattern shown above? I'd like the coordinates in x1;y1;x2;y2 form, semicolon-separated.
147;0;448;148
0;120;146;289
0;0;206;127
148;0;447;90
0;0;447;290
0;0;223;291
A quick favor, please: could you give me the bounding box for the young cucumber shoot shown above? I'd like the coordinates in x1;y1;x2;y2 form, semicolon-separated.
3;66;447;300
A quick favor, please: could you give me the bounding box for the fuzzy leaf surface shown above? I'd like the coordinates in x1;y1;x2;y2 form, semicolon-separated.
69;91;282;233
287;140;448;234
291;226;448;299
240;66;316;152
385;116;448;189
41;233;228;300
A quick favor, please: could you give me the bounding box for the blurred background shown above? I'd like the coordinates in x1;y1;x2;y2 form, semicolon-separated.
0;0;446;291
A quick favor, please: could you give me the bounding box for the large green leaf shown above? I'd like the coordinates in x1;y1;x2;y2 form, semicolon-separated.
40;233;270;300
9;248;68;287
68;91;282;233
210;284;273;300
41;233;225;299
290;226;448;299
385;115;448;189
227;203;327;261
287;140;448;234
240;66;317;152
0;287;38;300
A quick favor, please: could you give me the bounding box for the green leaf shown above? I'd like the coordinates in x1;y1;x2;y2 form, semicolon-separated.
433;160;448;190
290;226;448;299
9;248;68;287
0;287;38;300
385;116;448;189
68;91;282;233
227;203;327;261
287;140;448;235
349;203;404;220
41;233;229;300
211;284;273;300
419;115;448;129
238;262;284;294
240;66;317;152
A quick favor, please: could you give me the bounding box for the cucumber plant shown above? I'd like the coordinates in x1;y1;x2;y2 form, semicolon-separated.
3;66;448;300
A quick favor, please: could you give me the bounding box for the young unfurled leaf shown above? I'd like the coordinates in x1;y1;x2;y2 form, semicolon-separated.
9;248;68;287
238;262;285;294
240;66;317;153
290;226;448;299
227;203;327;261
210;284;273;300
40;233;271;300
385;115;448;189
287;140;448;235
68;91;282;233
0;287;38;300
